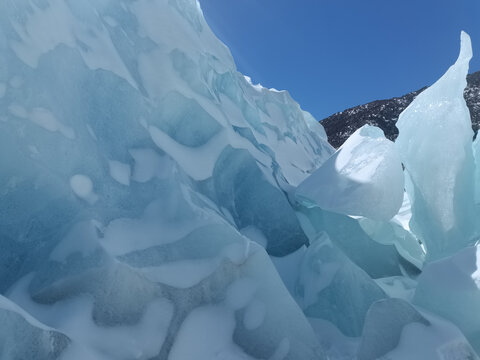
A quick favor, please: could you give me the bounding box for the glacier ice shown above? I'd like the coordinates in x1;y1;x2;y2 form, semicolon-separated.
0;295;71;359
413;245;480;352
396;31;479;262
0;0;332;358
1;0;480;358
296;124;404;221
295;233;386;337
359;298;478;360
357;298;430;360
474;135;480;204
357;212;425;270
296;204;417;279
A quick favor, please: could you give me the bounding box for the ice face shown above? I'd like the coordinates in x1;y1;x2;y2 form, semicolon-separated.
359;298;478;360
357;298;430;360
296;200;417;279
295;233;386;337
474;135;480;204
413;245;480;353
357;213;425;271
0;295;71;359
0;0;333;358
396;32;478;262
296;125;404;221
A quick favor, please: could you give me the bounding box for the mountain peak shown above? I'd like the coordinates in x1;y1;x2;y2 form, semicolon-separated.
321;70;480;148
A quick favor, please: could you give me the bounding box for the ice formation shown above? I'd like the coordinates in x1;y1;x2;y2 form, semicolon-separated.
1;0;480;359
0;0;330;358
296;124;404;221
474;135;480;203
396;31;478;262
413;245;480;352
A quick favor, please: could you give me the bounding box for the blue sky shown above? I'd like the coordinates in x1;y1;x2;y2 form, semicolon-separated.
199;0;480;120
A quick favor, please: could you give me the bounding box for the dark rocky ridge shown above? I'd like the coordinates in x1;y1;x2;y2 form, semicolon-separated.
321;71;480;148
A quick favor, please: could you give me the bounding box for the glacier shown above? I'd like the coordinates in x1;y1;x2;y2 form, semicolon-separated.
1;0;480;359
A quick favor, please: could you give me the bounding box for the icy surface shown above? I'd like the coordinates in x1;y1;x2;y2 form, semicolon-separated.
357;298;430;360
396;31;478;261
369;301;478;360
474;135;480;204
386;316;478;360
0;0;332;358
0;295;71;359
413;245;480;352
296;233;386;337
296;125;404;221
1;0;480;358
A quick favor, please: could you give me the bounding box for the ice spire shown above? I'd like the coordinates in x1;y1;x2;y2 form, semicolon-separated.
395;31;477;262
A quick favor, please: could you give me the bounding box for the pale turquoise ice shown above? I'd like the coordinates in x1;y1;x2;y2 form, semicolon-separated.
296;125;404;221
413;245;480;353
1;0;480;358
296;233;386;337
396;32;478;262
474;135;480;204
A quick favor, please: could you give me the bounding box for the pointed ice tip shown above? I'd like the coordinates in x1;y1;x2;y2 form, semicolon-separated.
459;31;473;62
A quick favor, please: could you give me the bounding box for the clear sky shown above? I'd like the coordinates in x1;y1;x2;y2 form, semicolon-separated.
199;0;480;120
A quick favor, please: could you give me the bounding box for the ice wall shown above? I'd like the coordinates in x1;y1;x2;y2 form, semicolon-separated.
0;0;333;358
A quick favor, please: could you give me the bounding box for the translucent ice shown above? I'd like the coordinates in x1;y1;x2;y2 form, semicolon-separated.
296;125;404;221
474;135;480;204
295;233;386;337
357;298;430;360
413;245;480;352
396;31;478;261
296;203;415;279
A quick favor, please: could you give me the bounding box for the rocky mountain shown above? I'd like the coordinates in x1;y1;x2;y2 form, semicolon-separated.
321;71;480;148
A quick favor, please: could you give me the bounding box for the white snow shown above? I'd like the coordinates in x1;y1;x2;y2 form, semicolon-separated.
296;125;404;221
30;107;75;139
108;160;131;186
168;305;254;360
225;277;257;310
140;259;220;289
69;174;97;204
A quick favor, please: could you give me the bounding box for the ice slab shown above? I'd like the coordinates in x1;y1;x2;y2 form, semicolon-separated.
413;245;480;353
396;31;478;261
296;233;386;337
296;125;404;221
357;298;430;360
